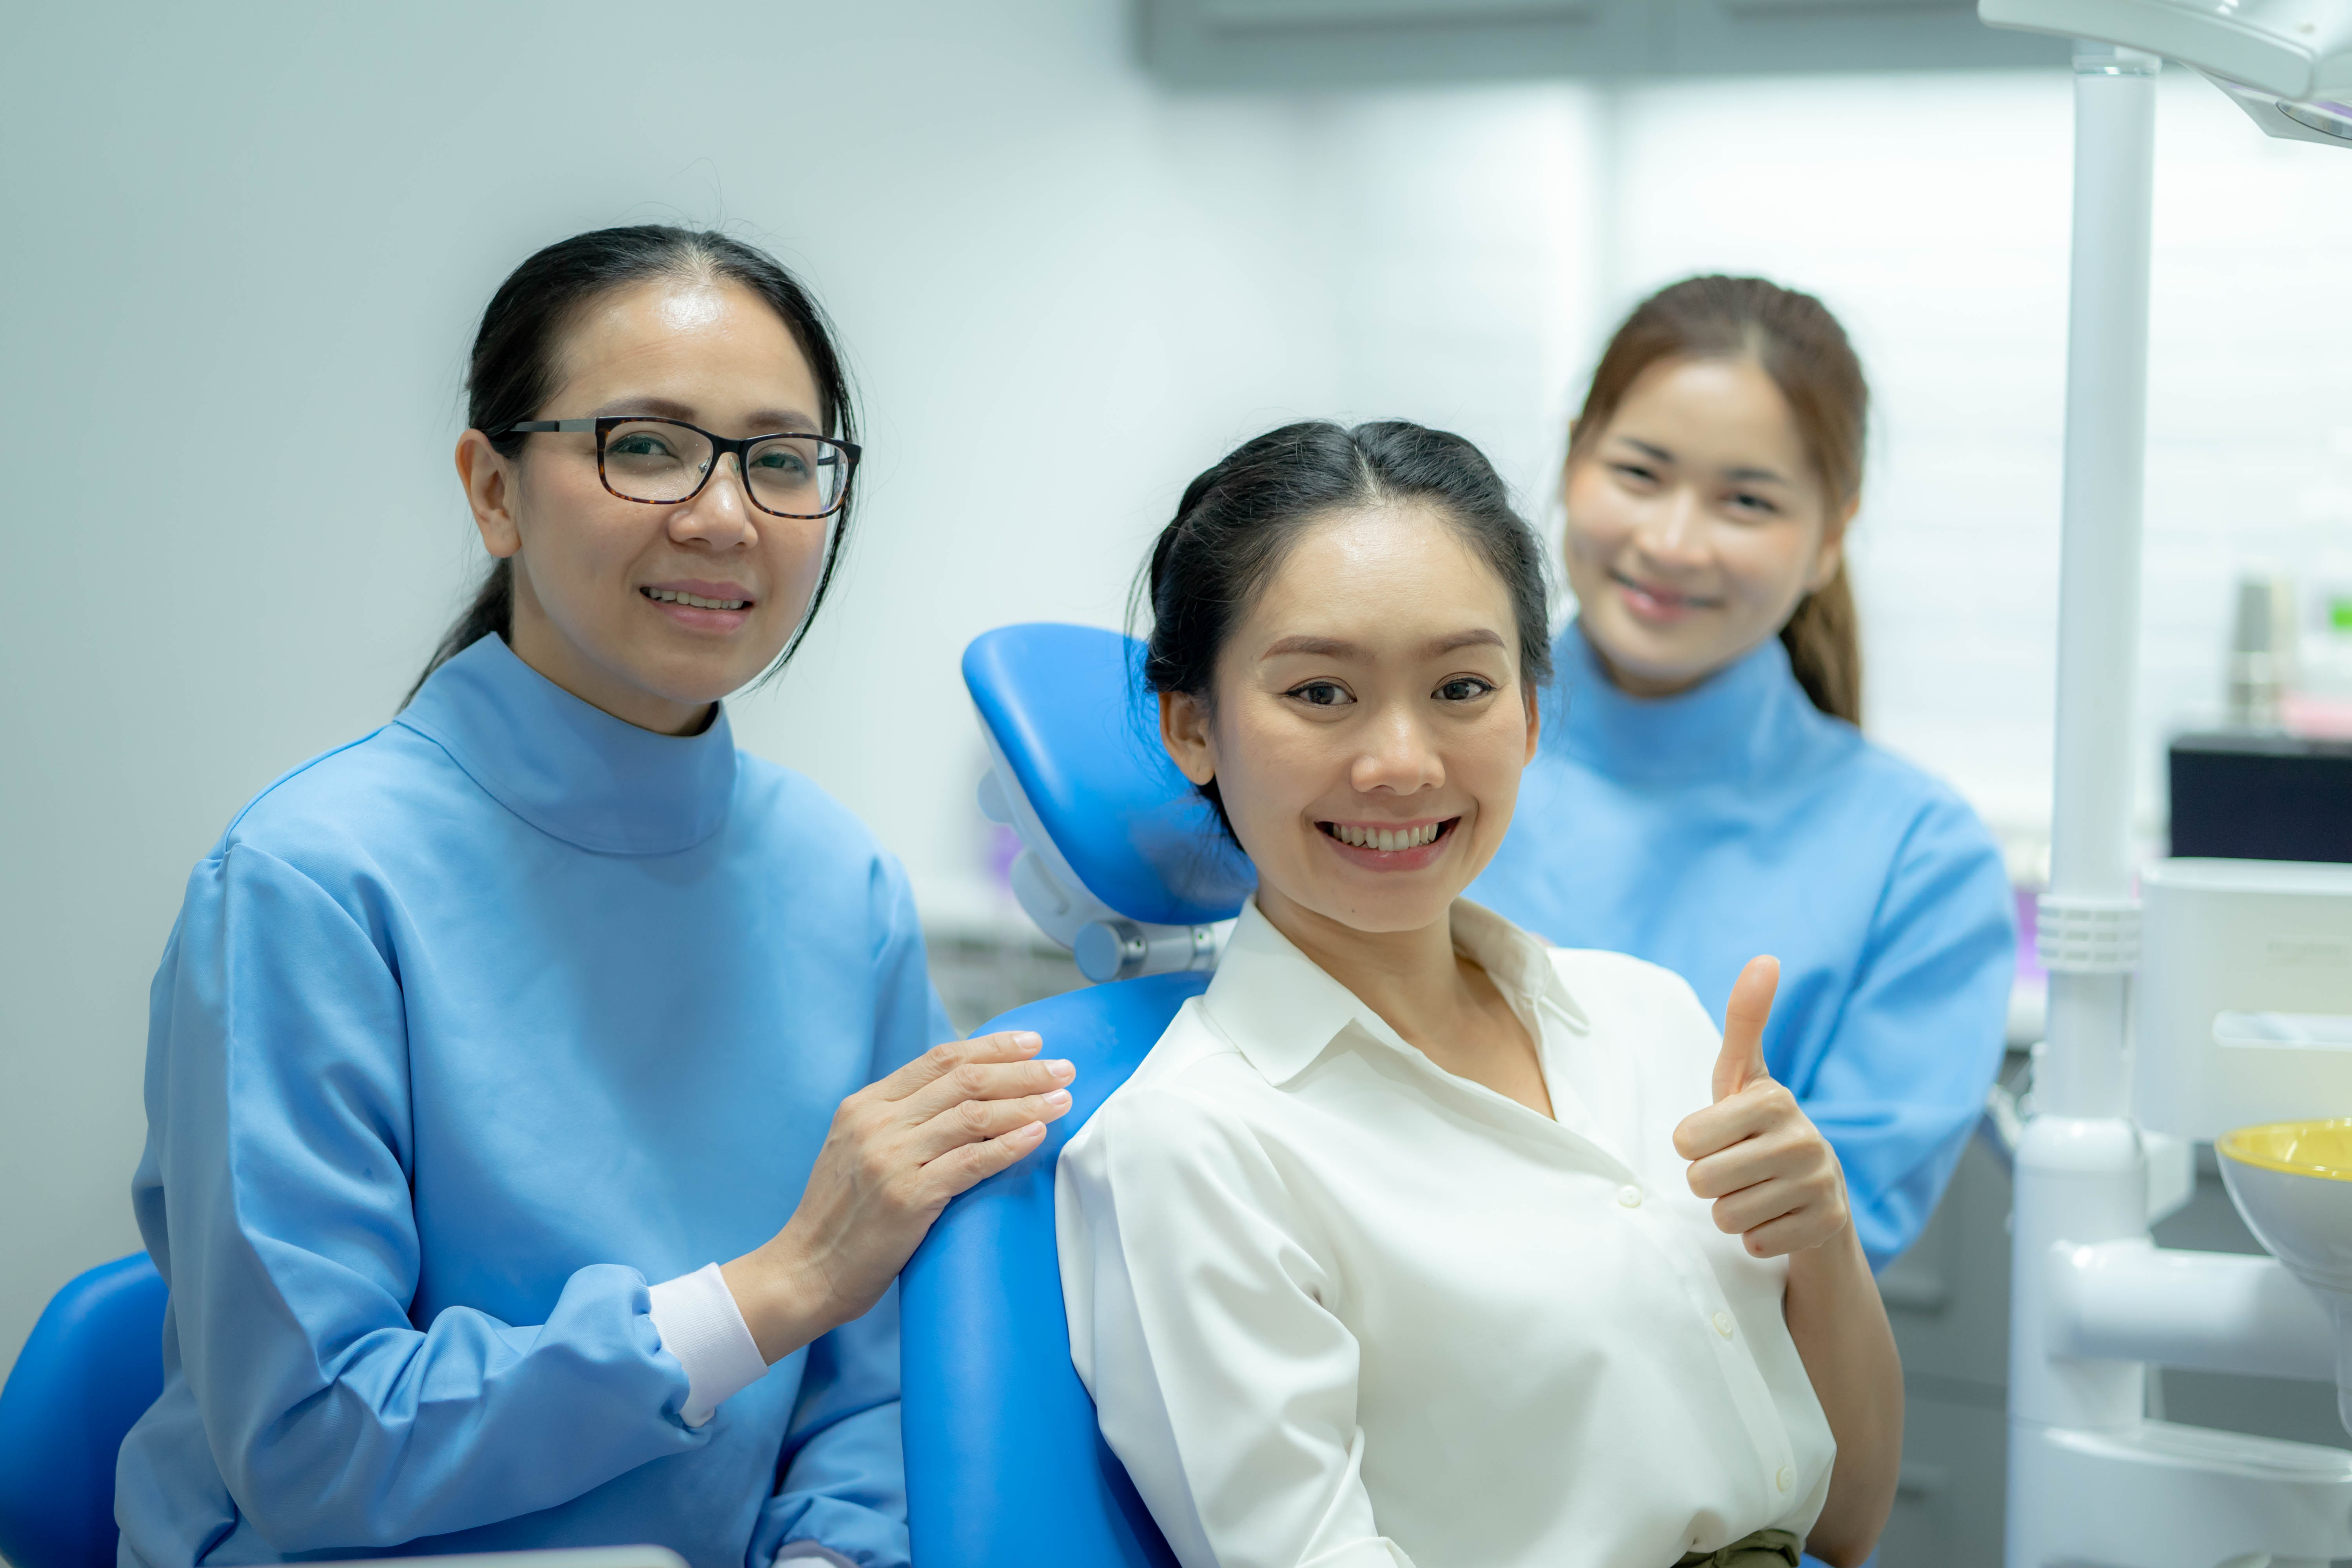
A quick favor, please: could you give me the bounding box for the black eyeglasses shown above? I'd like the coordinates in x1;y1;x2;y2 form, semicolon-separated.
498;416;859;519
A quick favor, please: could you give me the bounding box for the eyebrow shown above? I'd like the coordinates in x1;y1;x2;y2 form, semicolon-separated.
1427;628;1508;655
1613;435;1788;487
1262;635;1358;659
1261;628;1508;660
590;396;821;433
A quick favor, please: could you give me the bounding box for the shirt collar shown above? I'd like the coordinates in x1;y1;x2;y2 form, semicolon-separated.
1203;896;1589;1089
1548;618;1815;785
396;634;737;856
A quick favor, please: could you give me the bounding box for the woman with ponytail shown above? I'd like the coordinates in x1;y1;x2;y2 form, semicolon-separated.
1470;276;2014;1270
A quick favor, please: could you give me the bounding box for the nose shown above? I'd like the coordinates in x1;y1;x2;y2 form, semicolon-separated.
669;453;759;550
1630;482;1708;568
1348;699;1446;798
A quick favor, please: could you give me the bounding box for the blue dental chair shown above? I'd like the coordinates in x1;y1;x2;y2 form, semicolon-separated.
900;623;1253;1568
0;1250;168;1568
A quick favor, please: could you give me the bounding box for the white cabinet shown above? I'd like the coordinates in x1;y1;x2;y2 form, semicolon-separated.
1141;0;2065;87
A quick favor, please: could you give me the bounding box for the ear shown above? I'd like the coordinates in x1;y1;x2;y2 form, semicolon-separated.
456;430;523;560
1523;679;1543;765
1805;494;1858;594
1160;689;1218;788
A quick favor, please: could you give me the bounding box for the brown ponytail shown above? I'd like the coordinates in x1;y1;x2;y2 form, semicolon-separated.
1570;274;1867;726
1780;565;1861;726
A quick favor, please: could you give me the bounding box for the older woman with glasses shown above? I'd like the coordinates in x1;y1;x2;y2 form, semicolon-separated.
115;226;1072;1568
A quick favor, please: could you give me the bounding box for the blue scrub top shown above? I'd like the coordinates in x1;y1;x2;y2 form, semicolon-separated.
1470;624;2014;1269
118;634;948;1568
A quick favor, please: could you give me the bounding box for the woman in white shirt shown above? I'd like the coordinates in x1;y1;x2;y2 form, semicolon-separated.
1056;420;1902;1568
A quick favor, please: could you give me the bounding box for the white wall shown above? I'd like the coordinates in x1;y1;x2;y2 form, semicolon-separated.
0;3;1595;1374
6;3;2352;1381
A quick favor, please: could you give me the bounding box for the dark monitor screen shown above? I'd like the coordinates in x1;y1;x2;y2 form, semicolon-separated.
2169;731;2352;864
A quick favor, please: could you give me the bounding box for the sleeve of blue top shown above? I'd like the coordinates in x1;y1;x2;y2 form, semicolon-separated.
143;844;706;1551
1807;798;2017;1271
750;856;947;1568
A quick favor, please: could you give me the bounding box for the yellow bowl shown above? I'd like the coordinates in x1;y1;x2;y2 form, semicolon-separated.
2219;1119;2352;1182
2219;1120;2352;1296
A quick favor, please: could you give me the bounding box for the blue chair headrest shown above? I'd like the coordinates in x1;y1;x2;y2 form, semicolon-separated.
964;623;1252;930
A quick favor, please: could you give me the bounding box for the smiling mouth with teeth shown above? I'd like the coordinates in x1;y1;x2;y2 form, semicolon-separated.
1319;819;1457;853
642;587;752;611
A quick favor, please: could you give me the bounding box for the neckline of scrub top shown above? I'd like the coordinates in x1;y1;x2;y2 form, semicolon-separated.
1550;619;1818;786
395;633;738;856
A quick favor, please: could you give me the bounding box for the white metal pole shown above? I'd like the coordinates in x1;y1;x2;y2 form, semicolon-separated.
2037;42;2158;1120
2006;44;2161;1568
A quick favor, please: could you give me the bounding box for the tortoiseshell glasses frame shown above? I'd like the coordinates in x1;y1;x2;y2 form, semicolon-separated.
496;415;860;520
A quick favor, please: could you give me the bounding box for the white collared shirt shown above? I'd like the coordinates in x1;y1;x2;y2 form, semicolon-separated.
1056;898;1834;1568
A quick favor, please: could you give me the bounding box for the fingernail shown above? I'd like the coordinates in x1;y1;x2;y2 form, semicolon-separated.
1047;1059;1075;1081
1044;1089;1072;1111
1014;1033;1042;1053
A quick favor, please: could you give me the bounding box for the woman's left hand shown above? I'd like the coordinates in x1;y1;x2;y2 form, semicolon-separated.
1672;956;1853;1258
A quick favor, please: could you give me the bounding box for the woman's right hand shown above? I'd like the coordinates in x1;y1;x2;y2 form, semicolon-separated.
722;1031;1075;1361
1674;956;1853;1259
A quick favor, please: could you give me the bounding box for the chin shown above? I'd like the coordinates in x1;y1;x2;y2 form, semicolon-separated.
1589;613;1716;682
620;661;750;710
1313;887;1463;936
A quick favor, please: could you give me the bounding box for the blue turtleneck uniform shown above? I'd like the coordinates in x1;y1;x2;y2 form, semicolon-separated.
1471;624;2015;1269
118;635;943;1568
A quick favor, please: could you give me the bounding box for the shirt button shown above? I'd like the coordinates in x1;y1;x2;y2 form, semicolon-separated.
1713;1311;1735;1338
1775;1466;1794;1492
1617;1185;1642;1208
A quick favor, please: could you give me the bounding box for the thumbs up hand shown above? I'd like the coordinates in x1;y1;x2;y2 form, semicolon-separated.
1671;957;1853;1259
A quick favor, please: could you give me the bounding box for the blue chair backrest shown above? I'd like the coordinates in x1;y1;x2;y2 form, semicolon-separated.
902;976;1196;1568
903;622;1252;1567
0;1252;167;1568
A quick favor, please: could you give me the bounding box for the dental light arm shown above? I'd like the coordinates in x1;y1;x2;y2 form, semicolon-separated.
1982;0;2352;142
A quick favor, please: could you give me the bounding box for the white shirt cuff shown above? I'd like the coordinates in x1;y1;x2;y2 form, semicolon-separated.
646;1262;769;1427
772;1547;858;1567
